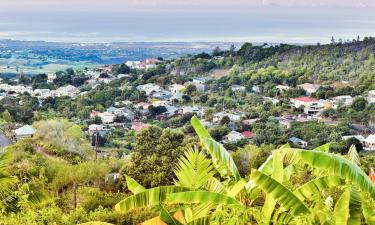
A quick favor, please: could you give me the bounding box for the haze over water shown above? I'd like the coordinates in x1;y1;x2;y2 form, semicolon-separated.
1;0;375;43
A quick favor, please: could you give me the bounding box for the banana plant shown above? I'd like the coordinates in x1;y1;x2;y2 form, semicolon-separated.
114;116;375;224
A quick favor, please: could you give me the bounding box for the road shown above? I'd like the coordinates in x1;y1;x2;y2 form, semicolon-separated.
0;133;12;149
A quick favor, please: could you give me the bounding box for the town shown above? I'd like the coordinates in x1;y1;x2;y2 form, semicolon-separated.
1;50;375;156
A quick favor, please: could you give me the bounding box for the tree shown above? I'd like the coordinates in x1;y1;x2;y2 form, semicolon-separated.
184;84;197;95
116;116;375;225
2;110;12;123
121;127;185;188
351;97;367;111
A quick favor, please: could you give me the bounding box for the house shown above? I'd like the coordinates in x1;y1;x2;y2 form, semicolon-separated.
289;137;308;148
276;85;290;92
180;106;202;117
364;135;375;151
164;105;179;117
185;82;207;92
252;86;261;93
231;85;246;92
291;96;319;109
120;108;135;122
331;95;353;107
224;131;244;143
169;84;185;94
342;135;366;145
298;83;320;95
55;85;79;98
13;125;36;140
145;58;161;64
192;77;208;84
242;131;256;139
242;118;259;126
88;124;109;136
47;74;56;83
98;112;116;124
213;112;242;123
263;96;280;105
152;90;173;101
136;84;161;95
136;102;151;110
106;106;124;116
131;122;150;132
367;90;375;104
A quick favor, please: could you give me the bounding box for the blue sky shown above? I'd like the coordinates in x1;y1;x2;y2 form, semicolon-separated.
0;0;374;43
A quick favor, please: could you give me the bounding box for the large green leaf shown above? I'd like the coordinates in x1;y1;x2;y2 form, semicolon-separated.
191;116;240;181
293;176;344;201
313;143;330;152
250;170;310;216
362;193;375;225
191;115;212;139
347;145;360;166
125;175;145;194
348;187;362;225
174;146;215;189
186;217;210;225
261;150;283;225
297;150;375;198
166;191;245;210
334;188;350;225
115;186;189;211
158;205;183;225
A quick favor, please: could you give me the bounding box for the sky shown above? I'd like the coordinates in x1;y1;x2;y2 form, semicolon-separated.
0;0;374;43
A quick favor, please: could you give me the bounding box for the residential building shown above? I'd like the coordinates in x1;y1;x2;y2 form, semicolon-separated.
231;85;246;92
298;83;320;95
224;131;244;143
364;135;375;151
331;95;353;107
180;106;202;117
136;83;161;95
131;122;150;132
276;84;290;92
13;125;36;140
88;124;109;136
289;137;308;148
342;135;366;145
242;131;256;139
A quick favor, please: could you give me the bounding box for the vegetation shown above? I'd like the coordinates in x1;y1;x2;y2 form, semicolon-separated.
115;116;375;225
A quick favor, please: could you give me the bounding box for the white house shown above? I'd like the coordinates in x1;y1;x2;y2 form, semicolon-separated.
136;83;161;95
367;90;375;104
342;135;366;145
290;96;324;114
231;85;246;92
180;106;202;117
331;95;353;107
276;85;290;92
224;131;244;143
289;137;308;148
54;85;79;98
98;112;116;124
298;83;321;95
13;125;36;140
192;77;208;84
213;112;242;123
364;135;375;151
88;124;109;136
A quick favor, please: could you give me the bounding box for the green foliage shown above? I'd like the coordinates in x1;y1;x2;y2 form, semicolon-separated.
121;126;185;188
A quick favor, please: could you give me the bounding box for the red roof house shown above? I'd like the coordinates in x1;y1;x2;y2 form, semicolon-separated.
242;131;256;139
132;122;150;132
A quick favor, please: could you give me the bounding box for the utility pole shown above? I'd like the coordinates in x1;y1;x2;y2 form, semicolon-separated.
73;182;77;209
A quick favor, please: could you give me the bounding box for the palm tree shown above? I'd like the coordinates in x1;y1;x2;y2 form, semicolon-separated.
115;116;375;224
